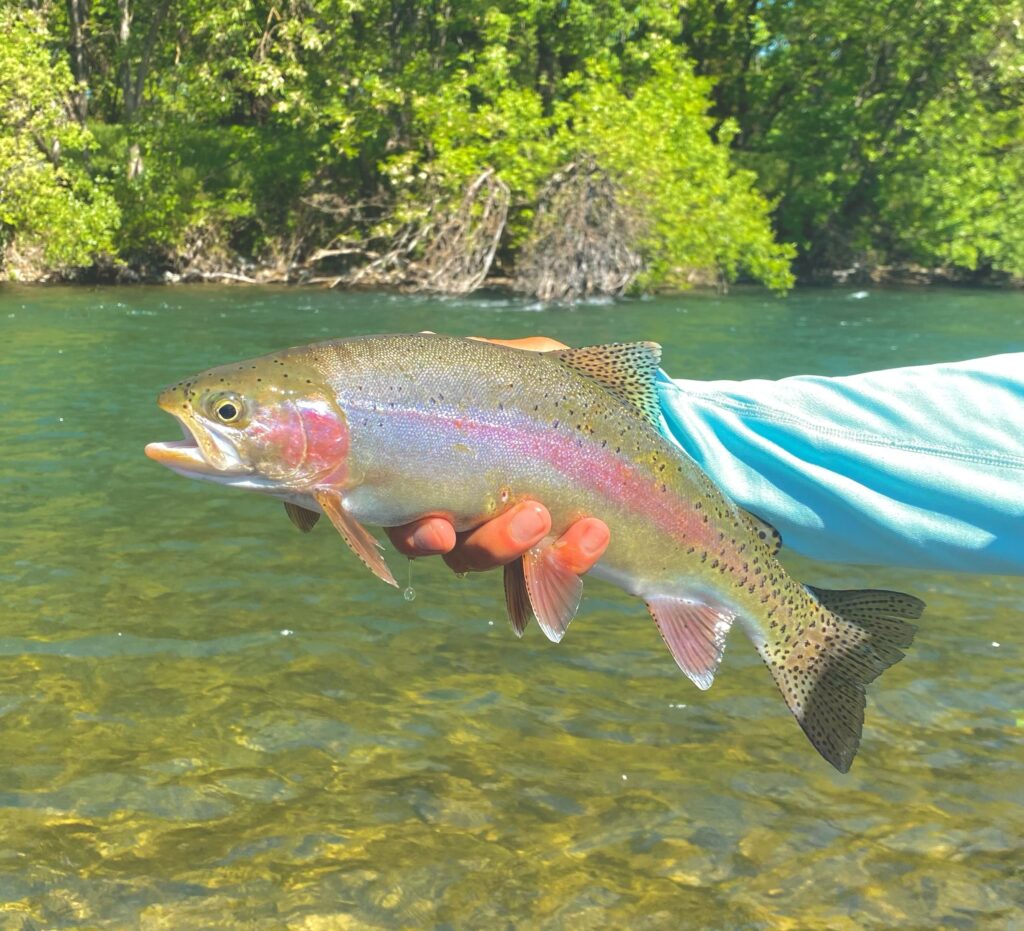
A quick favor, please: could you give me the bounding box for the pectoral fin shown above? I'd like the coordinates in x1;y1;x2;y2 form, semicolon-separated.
315;490;397;587
505;541;584;643
284;501;321;533
645;596;735;690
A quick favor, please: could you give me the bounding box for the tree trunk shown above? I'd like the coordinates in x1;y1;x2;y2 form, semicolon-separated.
65;0;89;122
117;0;172;180
130;0;172;116
118;0;133;118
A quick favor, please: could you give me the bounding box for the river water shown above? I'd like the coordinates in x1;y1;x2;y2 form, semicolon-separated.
0;285;1021;928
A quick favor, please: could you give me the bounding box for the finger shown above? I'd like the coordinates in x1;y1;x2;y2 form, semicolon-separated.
385;517;457;557
469;336;569;353
443;501;551;573
551;518;610;575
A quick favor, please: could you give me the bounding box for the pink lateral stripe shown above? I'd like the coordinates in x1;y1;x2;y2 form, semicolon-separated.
364;403;715;549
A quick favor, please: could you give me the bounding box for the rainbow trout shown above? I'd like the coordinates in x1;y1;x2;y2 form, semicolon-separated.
146;334;922;771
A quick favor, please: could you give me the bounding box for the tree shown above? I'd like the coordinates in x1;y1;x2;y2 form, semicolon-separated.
4;0;1019;287
0;8;118;274
682;0;1024;278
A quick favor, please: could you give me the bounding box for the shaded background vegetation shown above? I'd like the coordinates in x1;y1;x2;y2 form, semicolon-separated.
1;0;1022;296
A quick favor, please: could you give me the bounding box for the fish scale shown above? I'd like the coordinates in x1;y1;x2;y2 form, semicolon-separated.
146;333;923;772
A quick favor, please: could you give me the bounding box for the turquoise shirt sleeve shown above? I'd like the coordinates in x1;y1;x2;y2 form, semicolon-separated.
656;353;1024;573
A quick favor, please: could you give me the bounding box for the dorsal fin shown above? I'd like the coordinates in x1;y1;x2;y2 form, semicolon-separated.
551;342;662;428
739;508;782;555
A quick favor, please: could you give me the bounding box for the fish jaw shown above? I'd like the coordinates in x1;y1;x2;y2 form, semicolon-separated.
145;418;262;487
145;399;268;489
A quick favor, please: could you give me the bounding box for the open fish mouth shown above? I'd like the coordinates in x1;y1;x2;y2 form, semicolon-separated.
145;417;248;478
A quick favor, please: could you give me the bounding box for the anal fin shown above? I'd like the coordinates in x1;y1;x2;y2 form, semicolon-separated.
504;541;584;643
315;489;397;587
646;596;735;690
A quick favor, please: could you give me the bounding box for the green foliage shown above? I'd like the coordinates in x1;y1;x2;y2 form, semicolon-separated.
568;50;794;291
685;0;1024;277
395;35;791;289
0;8;119;272
0;0;1020;286
871;14;1024;276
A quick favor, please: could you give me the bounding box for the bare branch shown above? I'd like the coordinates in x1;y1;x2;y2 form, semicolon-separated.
513;155;642;302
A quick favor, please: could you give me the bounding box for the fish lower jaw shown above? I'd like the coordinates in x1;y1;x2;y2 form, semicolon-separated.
144;440;253;482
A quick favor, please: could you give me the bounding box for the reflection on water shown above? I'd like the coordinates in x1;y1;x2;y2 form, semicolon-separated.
0;285;1021;927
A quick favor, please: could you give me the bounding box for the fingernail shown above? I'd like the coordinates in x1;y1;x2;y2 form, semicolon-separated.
411;524;446;553
509;505;546;544
579;524;609;557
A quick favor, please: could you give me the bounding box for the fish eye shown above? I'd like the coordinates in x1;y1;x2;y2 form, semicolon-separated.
213;397;242;424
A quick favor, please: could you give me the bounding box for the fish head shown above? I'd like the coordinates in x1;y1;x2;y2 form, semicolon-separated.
145;355;350;493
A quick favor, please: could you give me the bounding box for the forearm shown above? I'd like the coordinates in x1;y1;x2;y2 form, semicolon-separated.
656;354;1024;573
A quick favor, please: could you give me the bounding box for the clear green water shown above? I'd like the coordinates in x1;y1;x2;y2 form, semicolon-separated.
0;285;1021;929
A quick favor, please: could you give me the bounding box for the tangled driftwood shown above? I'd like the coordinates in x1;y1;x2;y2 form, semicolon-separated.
513;156;642;302
300;159;640;300
412;168;509;294
303;169;509;293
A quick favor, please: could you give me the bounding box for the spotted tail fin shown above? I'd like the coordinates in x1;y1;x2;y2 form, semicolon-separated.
759;587;922;773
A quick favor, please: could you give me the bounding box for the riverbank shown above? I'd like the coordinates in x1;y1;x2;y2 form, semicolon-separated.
5;246;1019;294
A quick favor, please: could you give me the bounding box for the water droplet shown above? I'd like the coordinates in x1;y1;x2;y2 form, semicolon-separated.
280;629;294;637
402;560;417;601
454;571;467;580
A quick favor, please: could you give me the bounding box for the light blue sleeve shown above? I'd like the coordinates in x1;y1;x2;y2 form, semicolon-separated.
656;353;1024;574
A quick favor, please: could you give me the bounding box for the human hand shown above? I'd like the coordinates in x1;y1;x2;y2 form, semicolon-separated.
385;503;610;574
385;334;609;575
